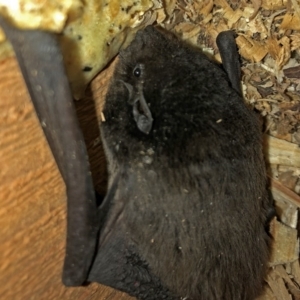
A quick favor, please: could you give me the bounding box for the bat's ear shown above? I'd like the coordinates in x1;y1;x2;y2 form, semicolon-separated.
216;31;242;95
118;79;153;134
132;93;153;135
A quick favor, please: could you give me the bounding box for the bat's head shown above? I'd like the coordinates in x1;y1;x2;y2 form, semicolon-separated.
101;26;236;163
114;26;187;136
108;25;197;132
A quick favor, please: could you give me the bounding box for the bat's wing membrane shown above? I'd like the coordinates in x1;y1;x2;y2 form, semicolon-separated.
0;17;99;286
87;171;176;299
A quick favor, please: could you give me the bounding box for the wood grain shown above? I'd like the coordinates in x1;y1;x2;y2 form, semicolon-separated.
0;56;134;300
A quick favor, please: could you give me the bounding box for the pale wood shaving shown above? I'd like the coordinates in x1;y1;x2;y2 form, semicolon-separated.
263;135;300;167
214;0;244;26
261;0;288;10
249;0;262;21
164;0;176;17
280;13;300;31
291;260;300;286
276;36;291;70
273;194;298;228
275;264;300;299
290;33;300;50
270;178;300;209
269;218;299;266
236;35;268;62
256;285;278;300
197;0;214;17
291;0;300;20
267;268;293;300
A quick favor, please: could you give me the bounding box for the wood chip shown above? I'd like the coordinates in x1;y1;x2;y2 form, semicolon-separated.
280;13;300;31
269;218;299;266
267;269;292;300
263;135;300;168
236;35;268;62
273;195;298;228
275;265;300;299
283;65;300;78
261;0;288;10
270;178;300;209
291;260;300;286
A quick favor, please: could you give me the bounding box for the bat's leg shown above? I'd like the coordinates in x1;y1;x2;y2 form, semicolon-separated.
216;31;242;95
88;229;179;300
0;17;99;286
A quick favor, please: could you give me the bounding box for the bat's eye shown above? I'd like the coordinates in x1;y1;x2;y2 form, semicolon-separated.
133;67;141;77
133;63;145;78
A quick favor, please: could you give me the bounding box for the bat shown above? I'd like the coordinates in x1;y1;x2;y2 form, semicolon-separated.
87;26;273;300
1;17;273;299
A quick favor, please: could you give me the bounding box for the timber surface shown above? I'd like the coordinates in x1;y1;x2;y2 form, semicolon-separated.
0;56;133;300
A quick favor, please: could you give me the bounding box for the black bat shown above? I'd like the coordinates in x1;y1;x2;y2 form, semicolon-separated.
2;18;273;300
87;26;273;300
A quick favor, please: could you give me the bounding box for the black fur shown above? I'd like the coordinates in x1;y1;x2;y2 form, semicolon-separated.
88;26;272;299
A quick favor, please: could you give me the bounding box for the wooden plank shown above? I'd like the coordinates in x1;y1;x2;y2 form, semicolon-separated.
0;56;133;300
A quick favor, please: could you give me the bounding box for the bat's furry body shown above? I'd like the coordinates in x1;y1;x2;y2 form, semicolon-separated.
88;26;272;300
